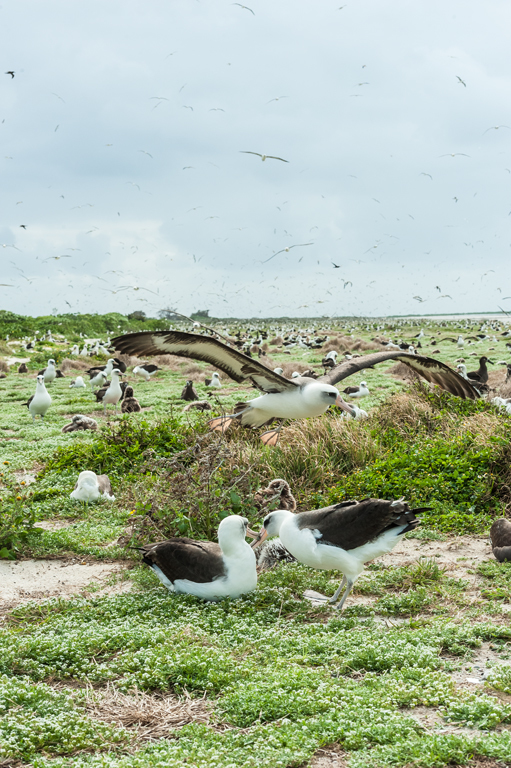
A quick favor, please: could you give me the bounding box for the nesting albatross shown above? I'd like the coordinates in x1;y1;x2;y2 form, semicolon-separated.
111;330;479;445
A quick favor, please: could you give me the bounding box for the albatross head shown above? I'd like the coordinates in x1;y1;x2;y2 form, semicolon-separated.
303;381;357;416
250;508;295;548
218;515;259;554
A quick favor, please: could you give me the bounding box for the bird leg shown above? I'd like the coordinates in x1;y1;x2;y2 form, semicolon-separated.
334;579;354;611
208;416;235;433
328;576;346;604
260;421;283;446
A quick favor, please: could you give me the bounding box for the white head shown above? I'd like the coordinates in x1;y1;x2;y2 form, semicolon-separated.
251;508;294;547
36;374;45;386
217;514;257;555
359;381;367;388
48;359;56;367
212;372;220;380
273;367;284;376
302;381;355;416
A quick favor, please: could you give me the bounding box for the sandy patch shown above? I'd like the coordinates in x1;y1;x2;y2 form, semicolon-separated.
5;356;30;366
309;747;349;768
0;559;131;613
33;520;73;531
377;533;492;583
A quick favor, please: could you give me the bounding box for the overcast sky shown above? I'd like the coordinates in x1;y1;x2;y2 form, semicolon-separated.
1;0;510;320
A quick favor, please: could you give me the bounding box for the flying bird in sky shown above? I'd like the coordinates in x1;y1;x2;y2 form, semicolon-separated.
5;71;15;78
232;3;255;14
240;151;289;162
262;243;313;263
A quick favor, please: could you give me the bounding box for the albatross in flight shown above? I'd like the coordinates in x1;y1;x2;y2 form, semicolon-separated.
111;330;479;444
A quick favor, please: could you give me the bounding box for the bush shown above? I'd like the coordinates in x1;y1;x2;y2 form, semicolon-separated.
0;494;38;558
44;416;194;478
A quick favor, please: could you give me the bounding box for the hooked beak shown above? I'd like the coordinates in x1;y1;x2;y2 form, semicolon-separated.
335;394;356;416
245;527;259;540
250;528;268;548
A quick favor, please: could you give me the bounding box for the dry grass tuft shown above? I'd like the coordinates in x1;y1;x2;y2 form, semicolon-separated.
60;358;92;372
258;355;276;370
375;386;502;444
226;416;379;501
279;361;314;377
385;362;420;381
85;684;211;741
269;336;284;346
498;380;511;399
151;353;188;370
183;362;203;377
0;360;9;374
321;335;375;354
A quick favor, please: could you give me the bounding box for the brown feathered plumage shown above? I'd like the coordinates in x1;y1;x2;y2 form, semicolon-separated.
490;518;511;562
295;498;426;551
121;386;141;413
183;401;212;412
138;538;226;583
181;380;199;401
61;414;98;433
254;479;297;513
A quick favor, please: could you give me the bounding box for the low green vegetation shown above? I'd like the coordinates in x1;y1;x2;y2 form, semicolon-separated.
2;314;511;766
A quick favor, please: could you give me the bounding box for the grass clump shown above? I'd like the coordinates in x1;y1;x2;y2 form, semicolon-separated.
44;416;196;479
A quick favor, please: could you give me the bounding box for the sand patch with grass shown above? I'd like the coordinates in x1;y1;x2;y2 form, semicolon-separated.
0;558;130;614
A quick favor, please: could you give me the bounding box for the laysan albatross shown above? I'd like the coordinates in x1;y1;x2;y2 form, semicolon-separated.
135;515;258;600
251;497;429;610
110;330;479;445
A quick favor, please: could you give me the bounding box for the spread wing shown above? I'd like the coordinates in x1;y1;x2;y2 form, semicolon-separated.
111;331;298;394
140;538;226;583
320;351;479;400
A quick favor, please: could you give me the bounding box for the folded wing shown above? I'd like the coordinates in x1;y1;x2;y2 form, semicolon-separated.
139;538;226;583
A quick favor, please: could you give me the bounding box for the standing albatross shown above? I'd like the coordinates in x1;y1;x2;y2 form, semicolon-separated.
135;515;259;600
111;331;479;445
251;498;429;610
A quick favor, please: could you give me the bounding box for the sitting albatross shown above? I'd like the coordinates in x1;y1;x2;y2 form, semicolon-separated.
111;330;479;445
251;498;429;610
135;515;258;601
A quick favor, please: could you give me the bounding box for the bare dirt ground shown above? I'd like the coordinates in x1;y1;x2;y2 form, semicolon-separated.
0;558;130;618
380;533;493;582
